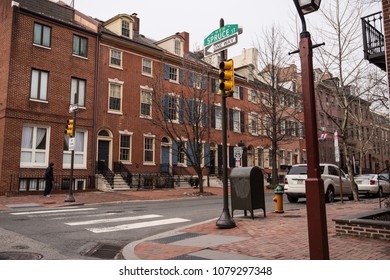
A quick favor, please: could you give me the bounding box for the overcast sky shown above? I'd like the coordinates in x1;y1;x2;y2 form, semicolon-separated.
71;0;381;57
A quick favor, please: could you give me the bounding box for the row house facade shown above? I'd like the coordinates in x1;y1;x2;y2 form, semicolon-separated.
0;0;306;195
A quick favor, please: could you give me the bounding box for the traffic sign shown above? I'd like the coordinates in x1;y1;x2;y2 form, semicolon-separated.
69;104;78;113
204;24;239;47
234;146;243;159
204;34;238;57
68;137;75;151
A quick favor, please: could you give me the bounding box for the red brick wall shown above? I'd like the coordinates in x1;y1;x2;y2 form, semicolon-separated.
0;6;97;194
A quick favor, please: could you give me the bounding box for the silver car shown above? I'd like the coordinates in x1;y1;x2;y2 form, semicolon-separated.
354;174;390;197
284;163;354;203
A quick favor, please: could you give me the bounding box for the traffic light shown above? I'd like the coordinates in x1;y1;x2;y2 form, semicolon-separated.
65;119;74;137
218;59;234;96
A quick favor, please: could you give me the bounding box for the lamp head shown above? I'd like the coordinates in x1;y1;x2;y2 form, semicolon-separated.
297;0;321;15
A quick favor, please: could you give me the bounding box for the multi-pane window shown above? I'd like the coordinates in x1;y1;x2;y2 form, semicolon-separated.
33;22;51;47
140;89;152;118
120;134;131;161
30;69;48;101
168;95;178;120
249;89;258;103
215;106;222;130
233;85;240;99
110;49;122;67
169;67;178;82
144;136;155;164
233;110;241;132
72;35;88;57
109;82;122;112
250;112;258;135
20;126;49;167
122;20;130;37
142;58;152;75
175;39;181;56
63;131;87;168
178;141;186;164
71;78;86;107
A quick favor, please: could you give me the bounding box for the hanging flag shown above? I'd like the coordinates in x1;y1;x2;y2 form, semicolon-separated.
319;133;328;141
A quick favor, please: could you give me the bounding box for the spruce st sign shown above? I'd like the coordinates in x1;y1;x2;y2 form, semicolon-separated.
204;24;239;56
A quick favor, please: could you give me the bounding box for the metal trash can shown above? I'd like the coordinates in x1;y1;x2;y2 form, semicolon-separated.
230;166;266;219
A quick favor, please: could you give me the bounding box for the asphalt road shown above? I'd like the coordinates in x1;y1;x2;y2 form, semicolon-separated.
0;193;306;260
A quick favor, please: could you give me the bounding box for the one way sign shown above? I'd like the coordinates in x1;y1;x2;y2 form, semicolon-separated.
204;34;238;57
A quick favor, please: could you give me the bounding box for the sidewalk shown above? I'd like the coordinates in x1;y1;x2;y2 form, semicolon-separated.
1;188;389;260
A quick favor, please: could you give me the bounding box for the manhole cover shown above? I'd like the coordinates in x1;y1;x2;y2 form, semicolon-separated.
0;252;43;260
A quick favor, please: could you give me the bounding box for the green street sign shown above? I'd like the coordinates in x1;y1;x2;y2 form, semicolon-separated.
204;24;239;47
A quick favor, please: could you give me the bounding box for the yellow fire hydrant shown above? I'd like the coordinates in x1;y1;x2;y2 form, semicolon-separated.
273;185;284;213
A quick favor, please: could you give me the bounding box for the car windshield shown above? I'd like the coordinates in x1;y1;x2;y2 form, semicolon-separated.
288;165;325;175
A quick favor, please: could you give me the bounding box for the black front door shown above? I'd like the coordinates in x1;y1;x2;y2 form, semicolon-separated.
97;140;110;172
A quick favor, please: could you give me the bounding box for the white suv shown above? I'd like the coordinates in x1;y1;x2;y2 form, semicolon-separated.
284;163;354;203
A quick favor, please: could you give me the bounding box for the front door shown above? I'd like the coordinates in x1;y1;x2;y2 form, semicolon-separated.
97;140;110;172
161;146;170;173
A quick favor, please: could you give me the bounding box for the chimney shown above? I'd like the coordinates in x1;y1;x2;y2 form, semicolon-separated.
180;32;190;54
132;13;140;35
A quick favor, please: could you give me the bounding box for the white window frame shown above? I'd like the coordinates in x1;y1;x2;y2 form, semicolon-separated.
174;39;182;56
232;109;241;133
215;106;222;130
143;134;156;165
108;79;124;114
110;49;122;68
30;69;49;101
287;150;293;166
177;140;187;166
142;58;153;76
233;85;240;99
71;77;86;107
140;88;152;119
20;125;50;168
122;20;130;37
249;112;259;135
169;66;179;83
119;132;133;163
249;89;258;103
167;93;180;122
63;130;88;169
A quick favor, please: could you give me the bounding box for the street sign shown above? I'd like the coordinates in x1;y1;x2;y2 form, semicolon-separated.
204;34;238;57
234;146;243;159
69;137;75;151
204;24;239;47
69;104;78;113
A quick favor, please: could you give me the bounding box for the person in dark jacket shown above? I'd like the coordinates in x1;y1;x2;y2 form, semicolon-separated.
44;162;54;197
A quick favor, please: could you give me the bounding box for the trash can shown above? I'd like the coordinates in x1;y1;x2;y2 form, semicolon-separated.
230;166;266;219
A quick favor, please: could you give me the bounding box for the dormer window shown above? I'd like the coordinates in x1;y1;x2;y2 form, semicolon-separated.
174;40;181;56
122;20;130;37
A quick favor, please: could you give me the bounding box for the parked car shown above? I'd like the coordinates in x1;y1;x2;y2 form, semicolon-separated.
284;163;354;203
354;174;390;197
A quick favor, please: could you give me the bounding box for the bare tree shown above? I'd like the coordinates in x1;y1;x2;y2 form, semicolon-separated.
247;26;303;186
315;0;388;200
148;54;212;193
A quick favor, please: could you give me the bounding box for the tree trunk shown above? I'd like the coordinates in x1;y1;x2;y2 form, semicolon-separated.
342;142;359;201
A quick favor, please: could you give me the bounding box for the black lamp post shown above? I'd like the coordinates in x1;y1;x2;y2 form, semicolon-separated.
293;0;330;260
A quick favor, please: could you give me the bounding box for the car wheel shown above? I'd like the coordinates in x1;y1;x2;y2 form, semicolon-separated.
377;187;383;198
325;186;335;203
286;194;299;203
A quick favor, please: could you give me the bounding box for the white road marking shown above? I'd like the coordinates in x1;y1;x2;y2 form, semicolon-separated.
87;218;190;233
65;214;163;226
11;208;97;215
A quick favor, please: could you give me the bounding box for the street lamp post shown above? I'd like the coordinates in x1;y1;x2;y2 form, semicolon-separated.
293;0;330;260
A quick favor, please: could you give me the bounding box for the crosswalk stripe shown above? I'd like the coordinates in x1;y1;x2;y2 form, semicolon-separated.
87;218;190;233
10;208;97;215
65;214;163;226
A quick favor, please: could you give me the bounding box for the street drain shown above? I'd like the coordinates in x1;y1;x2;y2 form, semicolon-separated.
82;244;122;259
0;252;43;260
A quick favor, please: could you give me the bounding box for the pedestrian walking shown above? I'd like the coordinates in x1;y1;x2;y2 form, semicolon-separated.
44;162;54;197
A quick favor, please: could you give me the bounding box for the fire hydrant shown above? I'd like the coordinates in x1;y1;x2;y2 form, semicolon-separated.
273;185;284;213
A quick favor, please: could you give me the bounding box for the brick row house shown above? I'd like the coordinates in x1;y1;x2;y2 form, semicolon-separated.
0;0;307;195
